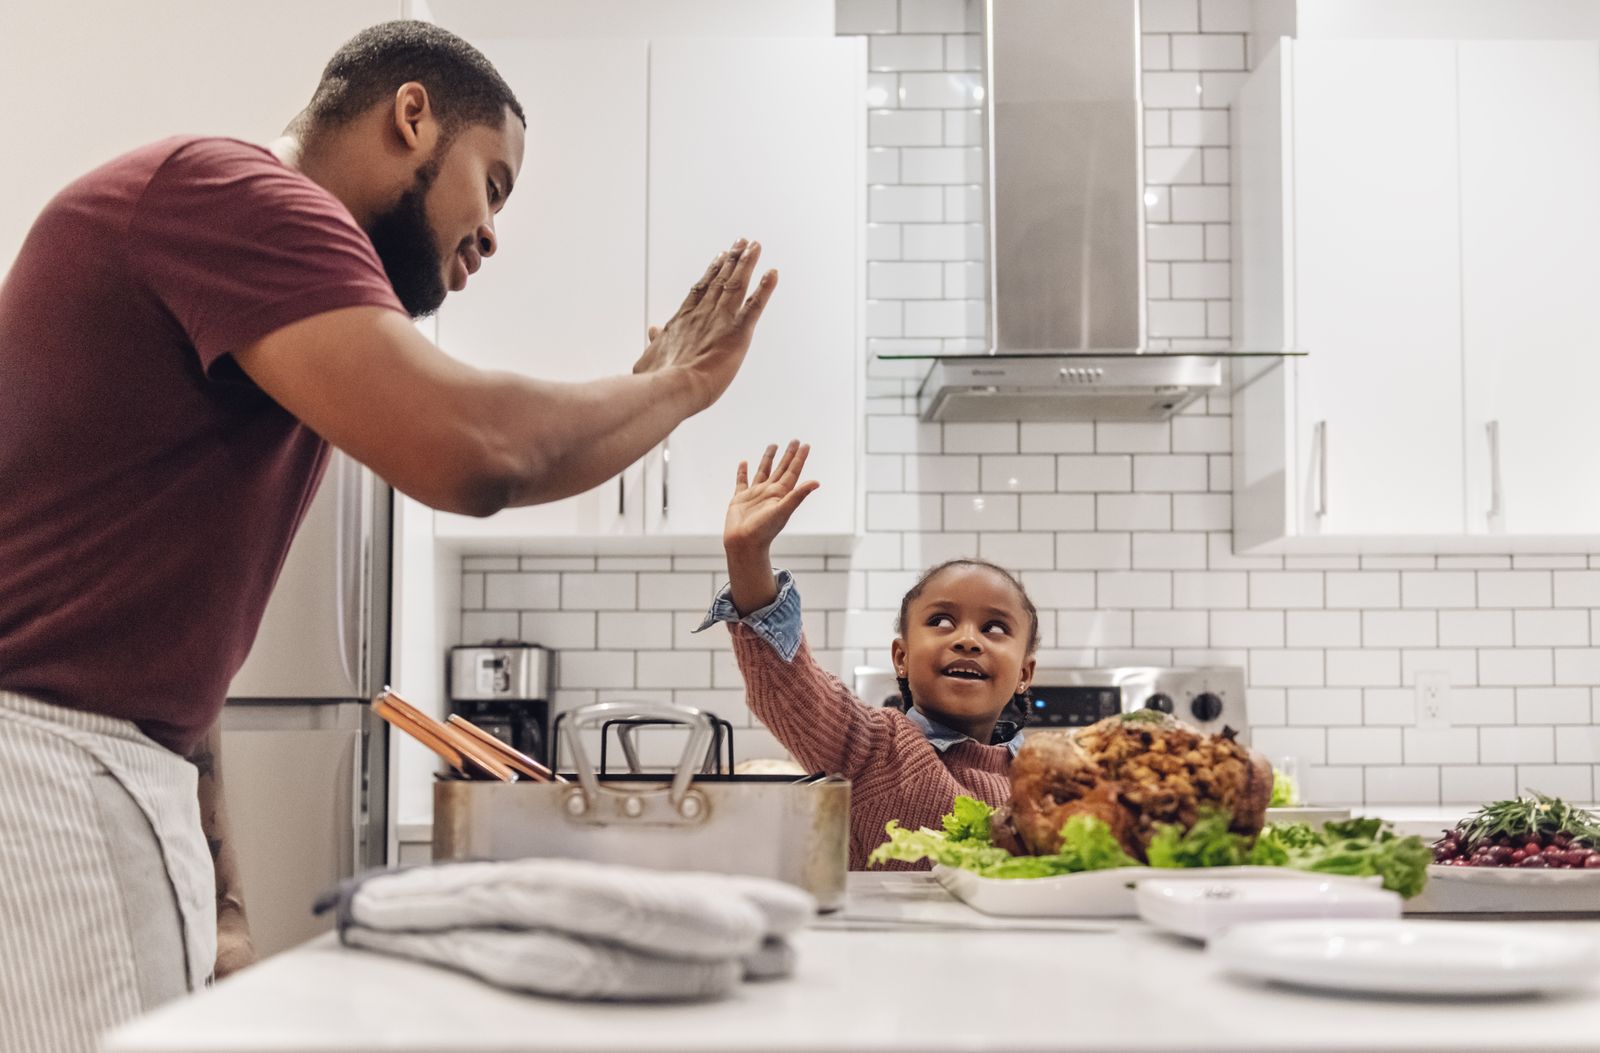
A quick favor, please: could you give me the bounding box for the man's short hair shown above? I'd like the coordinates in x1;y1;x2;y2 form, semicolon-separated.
305;20;525;136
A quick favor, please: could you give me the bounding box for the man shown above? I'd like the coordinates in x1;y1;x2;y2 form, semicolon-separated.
0;20;775;1052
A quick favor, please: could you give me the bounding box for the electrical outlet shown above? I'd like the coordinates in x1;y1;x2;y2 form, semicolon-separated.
1414;671;1451;729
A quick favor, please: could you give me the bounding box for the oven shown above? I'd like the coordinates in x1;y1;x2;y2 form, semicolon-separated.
851;666;1250;740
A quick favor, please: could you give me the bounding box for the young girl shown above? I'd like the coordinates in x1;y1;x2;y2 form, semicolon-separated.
696;441;1040;869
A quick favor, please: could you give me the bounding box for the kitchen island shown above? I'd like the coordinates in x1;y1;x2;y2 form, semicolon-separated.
105;873;1600;1053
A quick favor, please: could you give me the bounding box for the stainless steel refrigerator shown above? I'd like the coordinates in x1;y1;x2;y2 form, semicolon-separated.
221;451;390;958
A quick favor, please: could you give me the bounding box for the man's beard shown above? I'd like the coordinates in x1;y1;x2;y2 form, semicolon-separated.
367;157;448;320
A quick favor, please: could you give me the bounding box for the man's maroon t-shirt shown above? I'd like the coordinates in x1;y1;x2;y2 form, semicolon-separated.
0;137;406;755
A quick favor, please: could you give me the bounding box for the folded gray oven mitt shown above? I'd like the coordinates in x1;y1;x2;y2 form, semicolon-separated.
315;858;815;1002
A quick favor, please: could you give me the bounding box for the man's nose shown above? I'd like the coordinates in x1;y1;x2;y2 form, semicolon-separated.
476;222;497;258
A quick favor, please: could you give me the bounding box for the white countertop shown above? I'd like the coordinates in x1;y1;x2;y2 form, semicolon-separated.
105;873;1600;1053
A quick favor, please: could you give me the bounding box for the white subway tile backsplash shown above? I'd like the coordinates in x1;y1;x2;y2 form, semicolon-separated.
1169;109;1230;148
1249;572;1324;609
1199;72;1248;108
977;532;1056;570
1058;455;1133;492
865;570;921;609
1321;572;1397;609
1019;571;1097;609
1362;688;1415;726
1364;766;1441;805
863;453;904;493
904;454;979;492
869;185;943;222
943;260;984;297
1056;610;1133;649
1442;766;1516;804
1142;33;1172;71
1252;727;1326;765
1517;687;1591;725
1097;571;1172;610
1055;532;1132;570
520;611;596;650
1250;649;1323;687
1480;726;1555;765
1552;570;1600;606
1248;687;1286;726
464;556;518;572
868;34;944;71
944;35;981;71
462;611;518;642
1301;766;1363;806
866;414;941;453
1132;532;1208;570
1478;648;1554;687
1148;300;1207;338
1404;728;1477;765
1439;610;1513;648
1401;571;1476;609
898;0;979;33
943;184;983;221
1326;649;1400;687
1147;224;1207;262
1288;688;1363;727
484;572;560;609
1134;610;1209;647
1556;727;1600;764
560;651;635;689
1364;556;1436;570
1288;611;1361;648
1098;494;1173;532
904;299;984;337
942;493;1017;532
636;573;712;611
1133;455;1209;492
836;0;898;35
868;148;902;184
1401;649;1478;689
1449;687;1515;725
868;493;942;531
1363;610;1438;649
1515;765;1593;801
944;422;1017;454
560;573;636;611
1328;727;1402;764
1210;611;1284;648
1018;423;1094;454
1554;647;1600;686
597;612;673;650
1514;609;1590;647
460;573;484;610
635;651;712;689
1173;571;1246;609
898;71;983;108
1171;33;1245;70
1172;493;1231;531
902;531;979;569
868;260;945;299
1478;571;1553;609
901;147;984;185
1019;495;1096;531
981;455;1058;493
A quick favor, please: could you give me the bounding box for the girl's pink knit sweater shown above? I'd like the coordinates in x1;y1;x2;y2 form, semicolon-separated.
727;623;1014;870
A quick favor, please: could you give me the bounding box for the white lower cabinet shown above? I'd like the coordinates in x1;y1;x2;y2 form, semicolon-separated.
434;36;864;549
1232;38;1600;553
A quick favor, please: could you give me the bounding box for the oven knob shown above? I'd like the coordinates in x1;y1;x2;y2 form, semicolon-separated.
1144;693;1174;714
1190;692;1224;722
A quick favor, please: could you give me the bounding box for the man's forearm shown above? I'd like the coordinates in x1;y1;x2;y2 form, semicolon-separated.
487;365;703;508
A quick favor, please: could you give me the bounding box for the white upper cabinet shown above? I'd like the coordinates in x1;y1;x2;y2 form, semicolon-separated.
1292;40;1464;539
1232;37;1600;553
1458;41;1600;538
434;38;650;541
434;36;863;547
642;39;863;539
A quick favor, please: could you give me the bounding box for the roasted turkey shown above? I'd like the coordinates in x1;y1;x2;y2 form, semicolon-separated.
992;713;1273;861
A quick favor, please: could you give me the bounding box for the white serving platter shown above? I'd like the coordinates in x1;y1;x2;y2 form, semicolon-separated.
933;864;1374;918
1209;918;1600;998
1404;863;1600;915
1135;877;1399;941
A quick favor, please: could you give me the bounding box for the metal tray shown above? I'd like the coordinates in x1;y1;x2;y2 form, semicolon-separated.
432;700;849;911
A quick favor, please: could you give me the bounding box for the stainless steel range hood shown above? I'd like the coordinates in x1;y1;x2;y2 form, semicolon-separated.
916;0;1220;422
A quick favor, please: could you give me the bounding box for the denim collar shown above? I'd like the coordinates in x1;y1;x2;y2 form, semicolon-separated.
905;707;1025;757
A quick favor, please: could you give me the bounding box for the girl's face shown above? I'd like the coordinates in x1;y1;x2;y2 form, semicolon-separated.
891;564;1037;740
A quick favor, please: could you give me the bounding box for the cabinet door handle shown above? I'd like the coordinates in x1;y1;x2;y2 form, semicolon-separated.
1314;420;1329;518
1486;420;1503;521
617;475;625;517
661;438;670;517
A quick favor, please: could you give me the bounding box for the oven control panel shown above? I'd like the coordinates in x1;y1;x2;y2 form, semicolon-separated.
1028;667;1248;737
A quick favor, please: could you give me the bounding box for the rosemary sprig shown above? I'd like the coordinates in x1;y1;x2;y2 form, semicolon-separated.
1455;791;1600;849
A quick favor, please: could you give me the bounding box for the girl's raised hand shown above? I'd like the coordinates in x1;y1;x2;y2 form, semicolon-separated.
724;440;820;555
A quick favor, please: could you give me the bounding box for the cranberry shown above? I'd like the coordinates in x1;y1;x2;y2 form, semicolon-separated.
1524;841;1542;856
1511;849;1527;864
1519;856;1548;868
1586;855;1600;870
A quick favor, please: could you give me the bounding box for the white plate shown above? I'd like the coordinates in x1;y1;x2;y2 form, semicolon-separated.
933;864;1373;918
1404;863;1600;914
1210;919;1600;997
1136;877;1399;941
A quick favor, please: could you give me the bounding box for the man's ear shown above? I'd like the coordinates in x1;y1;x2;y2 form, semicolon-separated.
890;638;907;678
391;81;439;155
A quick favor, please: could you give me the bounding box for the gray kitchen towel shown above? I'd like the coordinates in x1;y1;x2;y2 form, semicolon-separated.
341;925;744;1002
330;858;816;961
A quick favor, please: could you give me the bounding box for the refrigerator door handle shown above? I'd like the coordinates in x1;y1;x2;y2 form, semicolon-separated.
333;455;365;695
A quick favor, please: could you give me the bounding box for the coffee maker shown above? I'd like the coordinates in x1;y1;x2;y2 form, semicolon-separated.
448;640;554;764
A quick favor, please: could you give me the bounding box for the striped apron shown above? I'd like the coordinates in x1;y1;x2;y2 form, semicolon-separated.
0;691;215;1053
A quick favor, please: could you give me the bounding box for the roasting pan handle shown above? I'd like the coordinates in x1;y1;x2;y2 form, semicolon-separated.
556;700;715;816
